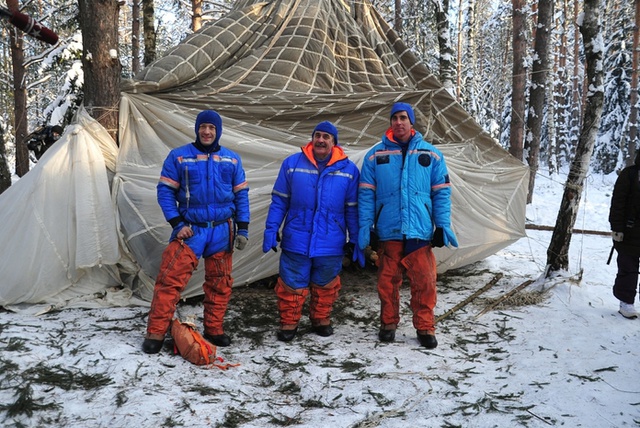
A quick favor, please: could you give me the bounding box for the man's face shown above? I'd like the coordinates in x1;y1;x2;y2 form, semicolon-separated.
198;123;217;146
312;131;335;160
391;111;412;143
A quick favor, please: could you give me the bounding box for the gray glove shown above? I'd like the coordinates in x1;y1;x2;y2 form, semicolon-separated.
235;235;248;250
612;231;624;242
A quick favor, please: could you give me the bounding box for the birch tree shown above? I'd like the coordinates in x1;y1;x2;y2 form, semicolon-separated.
434;0;456;93
546;0;605;274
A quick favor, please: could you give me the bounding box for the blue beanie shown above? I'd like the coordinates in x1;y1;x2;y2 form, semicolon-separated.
312;121;339;145
390;102;415;124
195;110;223;148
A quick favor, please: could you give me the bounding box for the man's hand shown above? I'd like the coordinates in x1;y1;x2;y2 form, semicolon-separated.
235;234;248;250
176;225;194;240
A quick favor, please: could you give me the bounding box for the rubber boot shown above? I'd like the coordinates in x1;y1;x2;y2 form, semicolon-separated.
202;251;233;347
146;240;199;345
275;278;308;341
309;276;341;336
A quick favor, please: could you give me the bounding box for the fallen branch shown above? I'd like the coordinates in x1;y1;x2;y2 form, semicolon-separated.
436;273;503;323
526;224;609;236
474;279;534;319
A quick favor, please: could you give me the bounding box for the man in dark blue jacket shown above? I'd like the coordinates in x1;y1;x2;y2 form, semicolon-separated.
143;110;250;354
263;121;362;342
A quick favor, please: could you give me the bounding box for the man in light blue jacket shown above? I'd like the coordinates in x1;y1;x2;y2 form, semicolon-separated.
263;121;363;342
358;102;458;349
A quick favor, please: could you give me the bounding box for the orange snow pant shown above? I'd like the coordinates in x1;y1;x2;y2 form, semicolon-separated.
146;240;198;340
377;241;437;333
310;276;341;326
146;241;233;339
202;251;233;336
274;276;342;328
275;278;309;329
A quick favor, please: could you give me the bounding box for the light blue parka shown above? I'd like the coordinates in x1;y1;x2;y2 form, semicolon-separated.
358;128;457;247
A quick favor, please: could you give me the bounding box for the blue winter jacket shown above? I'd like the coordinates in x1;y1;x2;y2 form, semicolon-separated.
157;143;250;230
265;142;360;257
358;129;455;245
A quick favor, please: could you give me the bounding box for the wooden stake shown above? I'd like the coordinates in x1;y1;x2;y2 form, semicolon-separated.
436;273;503;323
474;279;535;319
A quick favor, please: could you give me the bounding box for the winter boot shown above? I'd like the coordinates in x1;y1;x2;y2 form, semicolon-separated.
417;330;438;349
619;301;639;319
378;325;396;342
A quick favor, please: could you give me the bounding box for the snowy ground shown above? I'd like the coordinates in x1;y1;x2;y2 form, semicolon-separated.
1;170;639;428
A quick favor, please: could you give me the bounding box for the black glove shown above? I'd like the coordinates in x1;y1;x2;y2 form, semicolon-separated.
344;242;355;258
432;228;445;248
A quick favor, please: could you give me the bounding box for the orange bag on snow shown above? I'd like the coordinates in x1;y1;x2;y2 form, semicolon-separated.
170;318;216;366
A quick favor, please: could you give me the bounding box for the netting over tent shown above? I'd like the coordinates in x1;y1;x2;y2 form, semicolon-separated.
0;0;527;310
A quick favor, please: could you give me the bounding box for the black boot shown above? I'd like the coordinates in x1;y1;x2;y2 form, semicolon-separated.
312;324;334;337
204;333;231;347
142;338;164;354
277;327;298;342
417;332;437;349
378;329;396;342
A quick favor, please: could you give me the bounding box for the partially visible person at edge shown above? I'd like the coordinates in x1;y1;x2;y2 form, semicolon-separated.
357;102;458;349
262;121;363;342
142;110;250;354
609;152;640;320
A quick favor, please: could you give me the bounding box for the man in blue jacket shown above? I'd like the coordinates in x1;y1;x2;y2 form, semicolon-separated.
358;102;458;349
142;110;250;354
263;121;362;342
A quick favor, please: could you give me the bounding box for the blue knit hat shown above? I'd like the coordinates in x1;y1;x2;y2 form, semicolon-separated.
390;102;415;124
195;110;222;148
312;121;339;145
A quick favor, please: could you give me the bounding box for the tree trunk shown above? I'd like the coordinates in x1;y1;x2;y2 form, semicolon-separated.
546;0;604;274
192;0;203;32
456;0;464;100
628;0;640;166
143;0;156;66
571;0;582;148
525;0;554;203
132;0;141;75
78;0;121;143
394;0;402;36
509;0;527;161
465;0;477;115
7;0;29;177
0;123;11;194
554;0;569;170
435;0;456;94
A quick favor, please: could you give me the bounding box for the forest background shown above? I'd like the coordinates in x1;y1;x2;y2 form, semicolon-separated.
0;0;635;272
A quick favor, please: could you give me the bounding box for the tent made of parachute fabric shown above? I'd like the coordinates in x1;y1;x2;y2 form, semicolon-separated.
0;0;528;310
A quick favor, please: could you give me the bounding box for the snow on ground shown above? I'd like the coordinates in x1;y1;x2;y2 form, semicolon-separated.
1;170;639;428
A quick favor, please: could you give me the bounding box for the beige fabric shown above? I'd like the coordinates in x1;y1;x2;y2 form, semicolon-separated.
0;0;527;309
